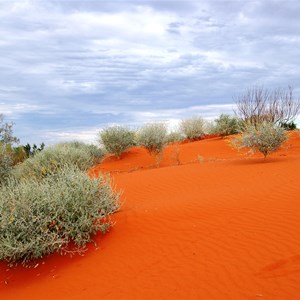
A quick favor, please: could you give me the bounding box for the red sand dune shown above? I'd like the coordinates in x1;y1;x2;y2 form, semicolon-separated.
1;133;300;299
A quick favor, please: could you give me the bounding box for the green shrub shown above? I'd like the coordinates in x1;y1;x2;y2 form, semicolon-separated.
166;131;185;144
0;165;119;266
180;117;205;140
56;141;104;165
137;123;168;154
213;114;241;136
280;121;297;131
23;142;45;157
0;144;13;186
99;126;135;159
13;141;104;180
232;122;287;159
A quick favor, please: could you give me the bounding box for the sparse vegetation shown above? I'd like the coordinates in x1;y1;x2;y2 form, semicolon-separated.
180;117;205;140
0;165;119;266
23;142;45;157
137;123;167;155
234;86;300;127
0;144;13;186
13;141;104;181
99;126;135;159
166;131;185;144
280;121;297;131
213;114;241;136
232;122;288;159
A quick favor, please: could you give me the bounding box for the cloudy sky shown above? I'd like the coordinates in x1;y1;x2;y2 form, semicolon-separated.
1;0;300;145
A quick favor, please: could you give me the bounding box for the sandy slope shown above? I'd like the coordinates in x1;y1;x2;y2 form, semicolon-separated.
1;133;300;299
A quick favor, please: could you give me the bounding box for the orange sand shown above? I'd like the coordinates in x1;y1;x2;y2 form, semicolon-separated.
1;133;300;299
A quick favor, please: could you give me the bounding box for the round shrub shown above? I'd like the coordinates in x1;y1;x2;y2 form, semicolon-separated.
137;123;168;154
166;131;185;144
214;114;241;136
180;117;205;140
99;126;135;159
232;122;288;159
0;165;119;266
13;141;104;180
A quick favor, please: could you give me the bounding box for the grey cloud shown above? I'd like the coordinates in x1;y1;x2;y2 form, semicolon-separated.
1;0;300;145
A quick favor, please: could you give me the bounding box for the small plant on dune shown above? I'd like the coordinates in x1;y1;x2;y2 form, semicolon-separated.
180;116;205;141
232;122;287;159
137;123;168;166
166;131;185;144
99;126;135;159
13;141;104;180
171;143;181;165
213;114;242;137
0;165;120;266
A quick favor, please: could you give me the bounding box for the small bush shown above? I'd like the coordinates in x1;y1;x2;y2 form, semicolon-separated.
0;165;119;266
13;141;104;180
232;122;287;159
166;131;185;144
180;117;205;140
213;114;241;136
0;144;13;186
99;126;135;158
137;123;168;155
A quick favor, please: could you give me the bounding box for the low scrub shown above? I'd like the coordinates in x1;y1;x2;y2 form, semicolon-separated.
14;141;104;180
99;126;135;158
180;117;205;140
213;114;241;136
232;122;287;159
0;165;119;266
166;131;185;144
137;123;167;154
0;144;13;186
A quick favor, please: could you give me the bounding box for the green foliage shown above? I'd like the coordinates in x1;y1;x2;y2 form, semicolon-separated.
0;144;13;186
99;126;135;158
0;165;119;266
23;142;45;157
232;122;288;159
280;121;297;131
137;123;168;154
166;131;185;144
213;114;242;136
14;141;104;180
180;117;205;140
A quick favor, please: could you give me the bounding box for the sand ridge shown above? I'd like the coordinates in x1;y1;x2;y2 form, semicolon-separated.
1;132;300;299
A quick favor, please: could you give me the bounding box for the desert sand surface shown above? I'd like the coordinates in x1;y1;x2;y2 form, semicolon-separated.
1;133;300;299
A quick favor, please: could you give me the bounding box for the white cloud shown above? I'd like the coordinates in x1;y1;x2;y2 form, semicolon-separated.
1;0;300;144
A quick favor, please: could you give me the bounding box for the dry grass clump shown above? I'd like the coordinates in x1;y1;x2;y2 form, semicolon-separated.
212;114;242;137
0;165;119;266
180;117;205;140
99;126;135;159
13;141;104;180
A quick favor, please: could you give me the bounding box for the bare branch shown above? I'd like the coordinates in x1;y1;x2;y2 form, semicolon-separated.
234;86;300;127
